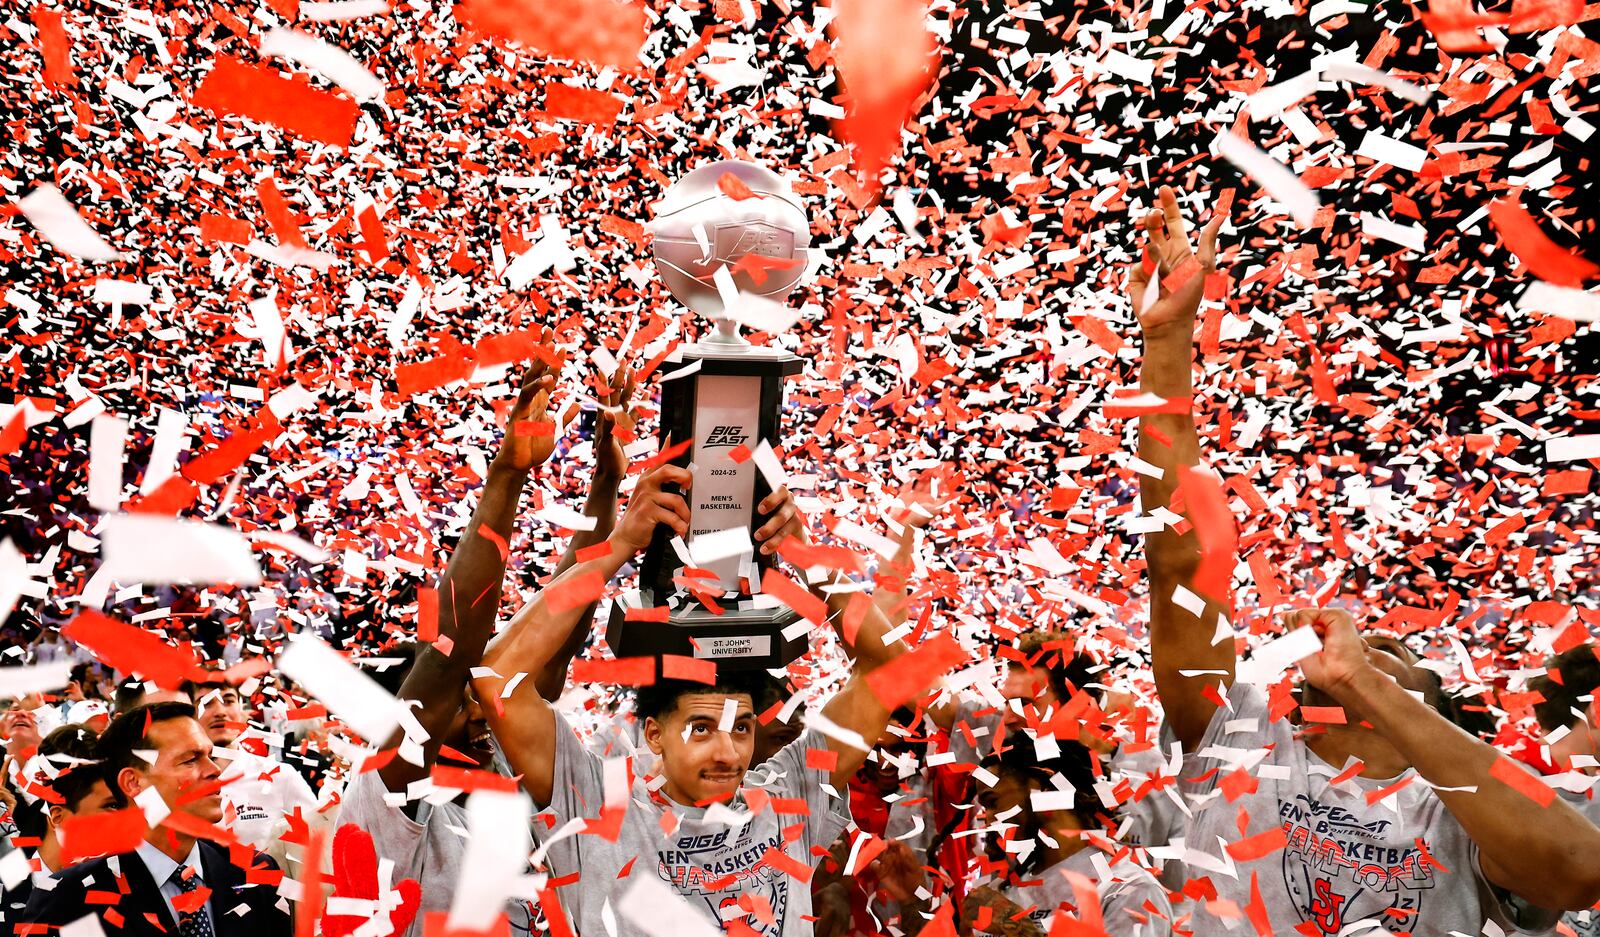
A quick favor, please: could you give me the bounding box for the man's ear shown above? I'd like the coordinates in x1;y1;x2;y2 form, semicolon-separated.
46;803;69;829
643;716;666;756
116;765;147;803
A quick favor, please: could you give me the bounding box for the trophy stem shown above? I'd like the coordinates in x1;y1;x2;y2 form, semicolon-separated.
704;316;748;348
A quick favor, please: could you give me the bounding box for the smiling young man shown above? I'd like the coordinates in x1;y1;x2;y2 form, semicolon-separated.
21;702;290;936
474;461;928;937
185;681;324;876
1132;185;1600;934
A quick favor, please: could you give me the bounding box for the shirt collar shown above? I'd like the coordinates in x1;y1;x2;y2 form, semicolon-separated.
135;840;203;885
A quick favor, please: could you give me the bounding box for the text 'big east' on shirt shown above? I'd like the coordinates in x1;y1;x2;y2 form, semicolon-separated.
1163;682;1557;937
536;710;849;937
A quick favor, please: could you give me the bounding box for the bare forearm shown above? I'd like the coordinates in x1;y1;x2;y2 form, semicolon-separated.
813;571;902;673
485;539;635;697
1340;668;1600;908
550;472;621;579
435;463;531;657
873;527;917;627
1137;329;1200;559
535;473;622;699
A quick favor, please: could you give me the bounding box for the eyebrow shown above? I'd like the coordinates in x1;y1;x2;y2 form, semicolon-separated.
686;713;755;725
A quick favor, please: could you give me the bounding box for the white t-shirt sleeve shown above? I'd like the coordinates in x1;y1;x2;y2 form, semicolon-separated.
541;710;607;817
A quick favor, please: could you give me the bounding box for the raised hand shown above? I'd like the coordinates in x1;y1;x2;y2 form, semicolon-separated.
493;344;561;473
1293;607;1371;698
891;467;959;531
755;485;806;555
1127;185;1224;340
594;360;637;482
320;824;421;937
614;463;692;555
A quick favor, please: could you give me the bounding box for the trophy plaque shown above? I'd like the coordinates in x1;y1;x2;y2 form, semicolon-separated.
606;160;812;672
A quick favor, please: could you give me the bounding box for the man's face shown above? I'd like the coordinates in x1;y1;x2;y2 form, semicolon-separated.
753;715;802;766
129;717;224;823
49;779;118;831
858;724;918;797
645;692;755;806
198;688;246;746
440;684;495;768
1303;635;1434;712
1000;664;1057;732
976;773;1033;865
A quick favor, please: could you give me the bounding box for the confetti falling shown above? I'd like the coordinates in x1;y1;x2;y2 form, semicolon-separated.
2;0;1599;932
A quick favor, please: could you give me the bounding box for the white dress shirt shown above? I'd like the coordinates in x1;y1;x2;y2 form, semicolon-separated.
134;840;214;932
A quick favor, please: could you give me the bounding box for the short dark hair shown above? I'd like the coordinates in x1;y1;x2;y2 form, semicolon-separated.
113;679;146;715
95;702;201;808
39;724;106;812
68;662;99;688
1015;631;1096;702
181;679;239;705
1531;644;1600;733
635;672;770;724
980;741;1103;870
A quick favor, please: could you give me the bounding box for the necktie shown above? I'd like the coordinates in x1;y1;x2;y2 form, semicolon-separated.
169;867;215;937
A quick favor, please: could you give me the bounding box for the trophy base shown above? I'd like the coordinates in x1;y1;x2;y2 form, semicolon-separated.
605;590;806;673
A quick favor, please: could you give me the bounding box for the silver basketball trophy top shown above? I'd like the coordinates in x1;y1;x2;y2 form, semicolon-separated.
607;159;812;673
648;160;811;353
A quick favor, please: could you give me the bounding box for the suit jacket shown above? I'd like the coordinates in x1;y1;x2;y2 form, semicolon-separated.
20;839;291;936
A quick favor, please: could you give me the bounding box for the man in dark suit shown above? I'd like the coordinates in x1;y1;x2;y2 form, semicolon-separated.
22;701;292;936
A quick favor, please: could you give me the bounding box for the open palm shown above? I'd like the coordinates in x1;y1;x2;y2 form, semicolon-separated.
1128;185;1223;339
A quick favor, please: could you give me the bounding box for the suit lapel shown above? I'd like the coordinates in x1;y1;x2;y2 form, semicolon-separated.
121;848;179;935
199;840;247;930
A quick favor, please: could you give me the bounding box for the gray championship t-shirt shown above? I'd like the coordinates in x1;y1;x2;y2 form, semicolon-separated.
982;849;1173;937
337;769;536;937
537;711;849;937
1163;682;1556;937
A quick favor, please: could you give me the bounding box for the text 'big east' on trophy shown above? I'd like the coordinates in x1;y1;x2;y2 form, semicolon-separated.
605;159;814;672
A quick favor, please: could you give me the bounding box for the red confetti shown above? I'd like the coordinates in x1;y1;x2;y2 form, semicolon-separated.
31;8;76;88
61;611;205;690
543;84;625;125
192;55;359;148
455;0;646;69
1488;198;1599;287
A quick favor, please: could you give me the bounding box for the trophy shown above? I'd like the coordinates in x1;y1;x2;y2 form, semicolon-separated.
606;160;811;672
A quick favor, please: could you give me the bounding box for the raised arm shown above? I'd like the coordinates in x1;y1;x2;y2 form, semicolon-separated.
472;463;692;806
1301;608;1600;911
379;360;558;800
1132;186;1229;752
532;363;636;701
807;550;917;789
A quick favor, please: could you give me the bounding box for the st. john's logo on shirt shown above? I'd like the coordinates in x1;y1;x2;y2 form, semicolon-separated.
1278;795;1440;934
